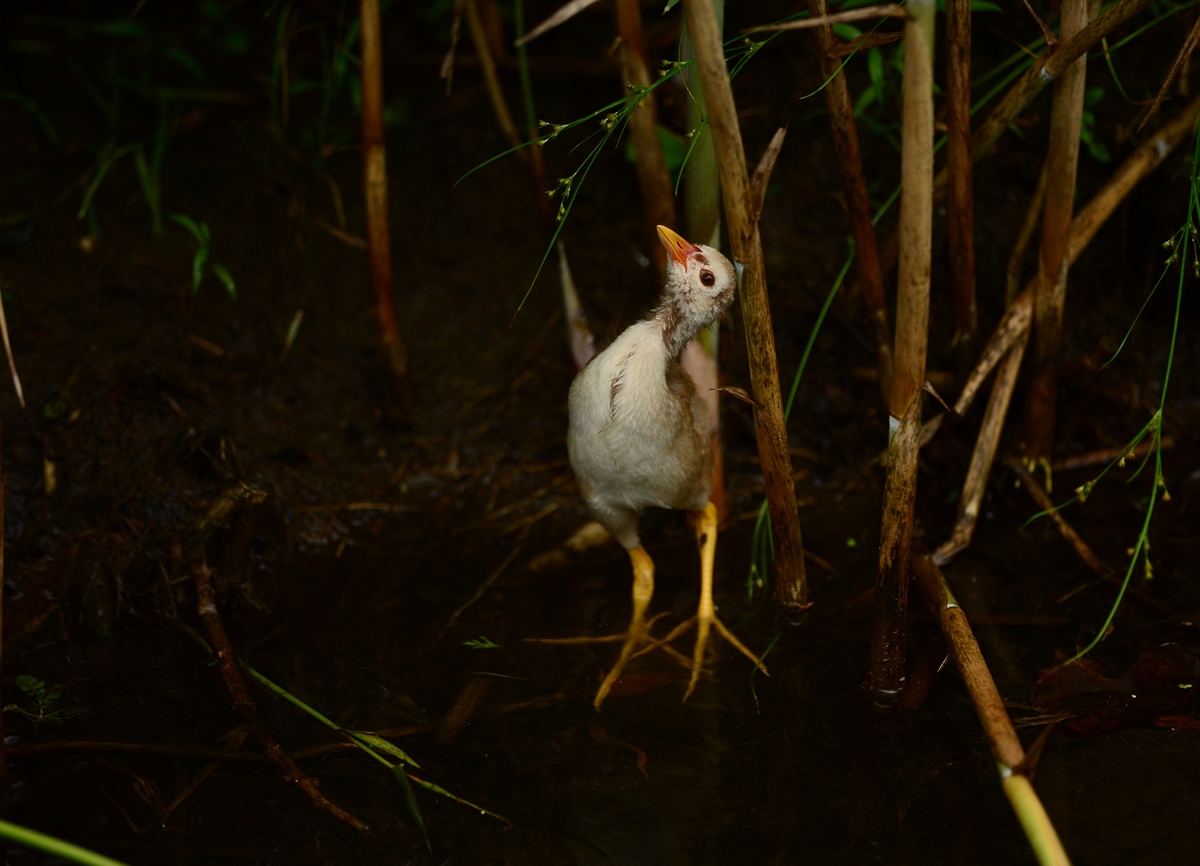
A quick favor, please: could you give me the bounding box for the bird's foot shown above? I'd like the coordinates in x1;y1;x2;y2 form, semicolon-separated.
527;611;693;709
636;613;768;701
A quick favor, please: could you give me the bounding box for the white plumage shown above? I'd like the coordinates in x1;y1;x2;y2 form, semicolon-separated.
536;226;765;709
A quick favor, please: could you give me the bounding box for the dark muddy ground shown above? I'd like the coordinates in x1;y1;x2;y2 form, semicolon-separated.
1;2;1199;864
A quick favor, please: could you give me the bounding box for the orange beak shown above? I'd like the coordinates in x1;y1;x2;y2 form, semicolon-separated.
656;225;701;266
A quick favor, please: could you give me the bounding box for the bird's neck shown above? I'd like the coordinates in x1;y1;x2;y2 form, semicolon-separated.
652;296;706;358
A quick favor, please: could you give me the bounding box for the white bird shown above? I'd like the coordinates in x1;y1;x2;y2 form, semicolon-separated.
538;225;767;710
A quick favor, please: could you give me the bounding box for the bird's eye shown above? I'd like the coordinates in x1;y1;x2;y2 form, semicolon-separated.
700;270;715;287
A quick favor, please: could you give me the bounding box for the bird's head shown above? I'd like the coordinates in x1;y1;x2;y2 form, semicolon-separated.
655;226;737;343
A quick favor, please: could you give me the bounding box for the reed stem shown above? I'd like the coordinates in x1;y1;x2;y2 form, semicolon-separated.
360;0;411;417
616;0;676;265
946;0;977;372
681;0;808;611
1024;0;1089;466
807;0;892;403
870;0;934;702
912;552;1072;866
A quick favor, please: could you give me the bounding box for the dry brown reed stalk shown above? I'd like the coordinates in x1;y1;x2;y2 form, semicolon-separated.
807;0;892;403
912;551;1072;866
934;94;1200;565
361;0;412;418
1006;161;1048;307
870;0;934;704
956;92;1200;418
681;0;808;611
1134;9;1200;134
933;329;1028;566
615;0;676;269
465;0;523;153
946;0;976;373
1024;0;1089;472
860;0;1156;290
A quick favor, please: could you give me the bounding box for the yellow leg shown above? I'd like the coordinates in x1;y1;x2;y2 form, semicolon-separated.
637;501;768;701
528;545;690;710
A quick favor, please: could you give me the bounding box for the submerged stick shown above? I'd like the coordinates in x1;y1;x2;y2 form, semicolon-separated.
1004;457;1111;577
361;0;412;419
912;552;1072;866
934;329;1028;566
193;557;367;831
808;0;892;403
1024;0;1089;468
871;0;934;704
946;0;976;372
682;0;808;611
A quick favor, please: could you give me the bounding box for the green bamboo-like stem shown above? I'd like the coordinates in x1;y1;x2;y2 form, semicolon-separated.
807;0;892;404
680;0;727;519
361;0;412;417
912;553;1072;866
680;0;724;251
1024;0;1089;467
946;0;976;372
616;0;676;267
681;0;808;611
870;0;934;703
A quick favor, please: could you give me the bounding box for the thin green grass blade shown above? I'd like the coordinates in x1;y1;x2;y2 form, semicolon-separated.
0;820;132;866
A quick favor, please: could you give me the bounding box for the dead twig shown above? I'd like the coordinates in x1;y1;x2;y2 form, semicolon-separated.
193;554;367;831
1135;11;1200;133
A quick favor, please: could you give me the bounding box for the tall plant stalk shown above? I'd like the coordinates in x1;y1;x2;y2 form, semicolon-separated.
615;0;676;266
680;0;727;519
1024;0;1089;471
912;552;1072;866
934;93;1200;565
360;0;411;417
807;0;892;403
681;0;808;611
946;0;976;372
870;0;935;704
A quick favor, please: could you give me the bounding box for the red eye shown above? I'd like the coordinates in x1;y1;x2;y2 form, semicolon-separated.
700;270;715;287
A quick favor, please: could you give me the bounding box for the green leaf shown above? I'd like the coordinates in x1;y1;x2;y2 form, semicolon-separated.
191;247;208;296
169;213;205;244
211;263;237;300
349;731;420;767
867;48;885;107
663;0;681;11
970;0;1004;10
853;87;876;118
832;22;862;40
392;765;430;851
463;635;500;649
